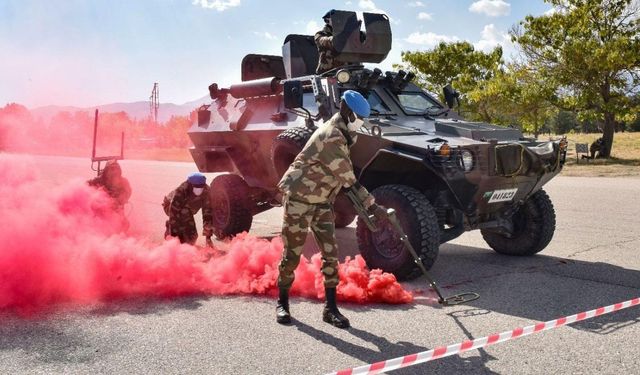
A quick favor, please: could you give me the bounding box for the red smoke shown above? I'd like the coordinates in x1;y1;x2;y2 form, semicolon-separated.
0;155;412;315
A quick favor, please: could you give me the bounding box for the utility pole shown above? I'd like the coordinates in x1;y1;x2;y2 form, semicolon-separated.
149;82;159;124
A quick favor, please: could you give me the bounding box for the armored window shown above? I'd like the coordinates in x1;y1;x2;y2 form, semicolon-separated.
366;91;392;115
396;92;441;115
337;89;392;115
301;93;320;116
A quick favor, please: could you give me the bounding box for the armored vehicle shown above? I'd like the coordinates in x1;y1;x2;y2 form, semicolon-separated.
188;11;567;279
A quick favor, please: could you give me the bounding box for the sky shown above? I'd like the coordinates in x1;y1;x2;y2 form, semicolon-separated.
0;0;554;108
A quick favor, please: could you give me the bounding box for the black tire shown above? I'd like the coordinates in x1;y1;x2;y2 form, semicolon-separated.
333;193;356;228
271;127;315;178
356;185;440;280
209;174;252;239
481;189;556;256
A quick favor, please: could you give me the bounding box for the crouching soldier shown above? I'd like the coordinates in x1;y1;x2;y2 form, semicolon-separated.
163;172;214;246
88;159;132;231
88;160;132;211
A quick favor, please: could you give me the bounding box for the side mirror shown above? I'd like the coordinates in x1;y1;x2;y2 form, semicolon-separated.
283;80;303;109
443;84;460;109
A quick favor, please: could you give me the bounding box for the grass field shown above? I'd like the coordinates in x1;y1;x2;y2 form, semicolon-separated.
560;132;640;177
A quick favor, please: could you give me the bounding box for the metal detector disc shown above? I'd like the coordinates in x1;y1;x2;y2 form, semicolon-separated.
442;292;480;306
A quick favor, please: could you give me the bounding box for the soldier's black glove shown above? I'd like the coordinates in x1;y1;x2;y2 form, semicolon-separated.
368;203;388;222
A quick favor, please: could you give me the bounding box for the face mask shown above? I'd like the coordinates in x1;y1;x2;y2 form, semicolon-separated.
193;187;204;196
347;117;364;132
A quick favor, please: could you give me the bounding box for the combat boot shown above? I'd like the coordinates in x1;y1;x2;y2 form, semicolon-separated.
322;287;350;328
276;288;291;324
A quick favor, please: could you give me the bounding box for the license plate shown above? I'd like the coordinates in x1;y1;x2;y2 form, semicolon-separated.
488;188;518;203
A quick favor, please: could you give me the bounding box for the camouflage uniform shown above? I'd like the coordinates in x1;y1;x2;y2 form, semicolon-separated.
87;162;132;211
277;112;374;289
315;24;346;74
590;137;604;159
163;181;214;245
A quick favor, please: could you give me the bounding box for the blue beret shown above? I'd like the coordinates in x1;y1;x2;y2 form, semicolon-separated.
341;90;371;117
187;172;206;186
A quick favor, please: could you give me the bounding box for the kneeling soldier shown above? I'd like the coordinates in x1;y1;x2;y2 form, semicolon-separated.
163;172;214;246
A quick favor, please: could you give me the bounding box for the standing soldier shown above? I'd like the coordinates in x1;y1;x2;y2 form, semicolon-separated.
315;9;347;74
163;172;214;246
275;90;387;328
88;159;132;212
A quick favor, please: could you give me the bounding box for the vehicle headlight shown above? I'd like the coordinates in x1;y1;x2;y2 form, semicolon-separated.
460;150;474;172
336;69;351;84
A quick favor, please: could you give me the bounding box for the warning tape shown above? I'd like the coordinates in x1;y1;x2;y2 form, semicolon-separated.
328;297;640;375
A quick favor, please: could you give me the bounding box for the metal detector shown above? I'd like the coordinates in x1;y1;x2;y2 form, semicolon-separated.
345;187;479;306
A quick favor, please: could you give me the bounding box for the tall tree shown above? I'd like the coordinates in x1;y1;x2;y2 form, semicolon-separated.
400;41;504;122
553;110;581;133
512;0;640;156
471;63;557;137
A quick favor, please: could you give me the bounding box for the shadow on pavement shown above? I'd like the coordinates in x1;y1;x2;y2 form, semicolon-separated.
0;295;211;365
295;320;499;375
87;294;210;317
412;243;640;335
0;315;105;365
300;227;640;335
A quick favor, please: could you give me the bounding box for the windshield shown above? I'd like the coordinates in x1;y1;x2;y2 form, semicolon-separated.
366;91;392;114
337;89;392;115
396;91;442;115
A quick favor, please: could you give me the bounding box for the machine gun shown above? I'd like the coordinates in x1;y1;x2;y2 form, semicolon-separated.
345;186;479;306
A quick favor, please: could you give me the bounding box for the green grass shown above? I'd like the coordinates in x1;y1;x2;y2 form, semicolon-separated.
559;132;640;177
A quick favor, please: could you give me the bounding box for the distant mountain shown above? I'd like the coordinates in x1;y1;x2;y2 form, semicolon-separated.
30;95;211;123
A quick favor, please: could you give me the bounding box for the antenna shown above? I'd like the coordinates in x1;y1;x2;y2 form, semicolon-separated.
149;82;159;123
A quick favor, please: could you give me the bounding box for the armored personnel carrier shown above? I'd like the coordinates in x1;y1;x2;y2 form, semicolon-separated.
188;10;567;279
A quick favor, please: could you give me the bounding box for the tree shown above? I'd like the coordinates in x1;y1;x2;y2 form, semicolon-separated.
512;0;640;156
554;110;581;133
470;63;557;137
0;103;36;151
160;116;192;148
399;41;504;122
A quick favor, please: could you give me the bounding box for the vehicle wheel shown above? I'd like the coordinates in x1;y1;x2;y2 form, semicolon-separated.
209;174;252;239
481;189;556;256
334;193;356;228
271;127;315;178
356;184;440;280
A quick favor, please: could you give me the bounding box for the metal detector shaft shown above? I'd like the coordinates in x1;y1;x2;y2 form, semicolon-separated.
385;209;479;305
344;187;479;306
344;187;377;232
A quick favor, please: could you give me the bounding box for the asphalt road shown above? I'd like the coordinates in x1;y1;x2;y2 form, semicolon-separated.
2;155;639;375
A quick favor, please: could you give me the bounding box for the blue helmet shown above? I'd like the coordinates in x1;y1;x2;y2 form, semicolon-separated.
187;172;206;186
341;90;371;117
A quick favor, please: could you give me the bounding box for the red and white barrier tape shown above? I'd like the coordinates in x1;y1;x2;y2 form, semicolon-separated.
328;297;640;375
